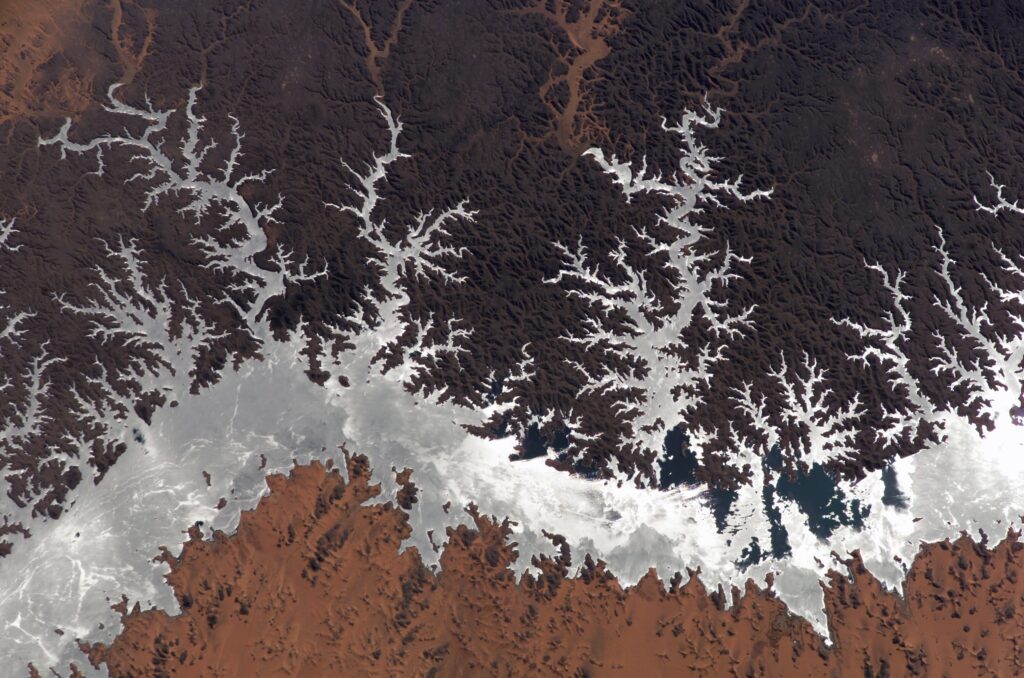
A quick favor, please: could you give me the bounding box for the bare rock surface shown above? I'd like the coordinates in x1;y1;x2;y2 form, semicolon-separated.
83;456;1024;678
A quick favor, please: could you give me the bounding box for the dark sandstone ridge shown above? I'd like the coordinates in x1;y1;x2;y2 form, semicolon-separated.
1;0;1024;548
76;456;1024;678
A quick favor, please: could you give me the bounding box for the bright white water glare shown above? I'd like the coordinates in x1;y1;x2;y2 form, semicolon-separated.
1;322;1022;673
2;85;1022;674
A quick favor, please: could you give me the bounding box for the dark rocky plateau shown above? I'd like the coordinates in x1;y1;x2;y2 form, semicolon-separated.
3;1;1024;675
0;0;1023;560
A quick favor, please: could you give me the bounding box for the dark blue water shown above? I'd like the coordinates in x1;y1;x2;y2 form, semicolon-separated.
768;446;870;540
487;377;570;461
658;430;877;569
881;465;909;509
658;425;740;531
517;422;570;460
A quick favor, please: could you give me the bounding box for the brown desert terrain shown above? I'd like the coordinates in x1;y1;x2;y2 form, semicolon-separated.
2;1;1024;674
78;453;1024;677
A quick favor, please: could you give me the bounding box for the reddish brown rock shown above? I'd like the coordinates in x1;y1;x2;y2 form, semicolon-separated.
79;455;1024;677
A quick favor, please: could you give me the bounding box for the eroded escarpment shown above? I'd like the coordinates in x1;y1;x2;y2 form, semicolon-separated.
80;456;1024;678
0;0;155;127
1;1;1024;670
4;0;1024;550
